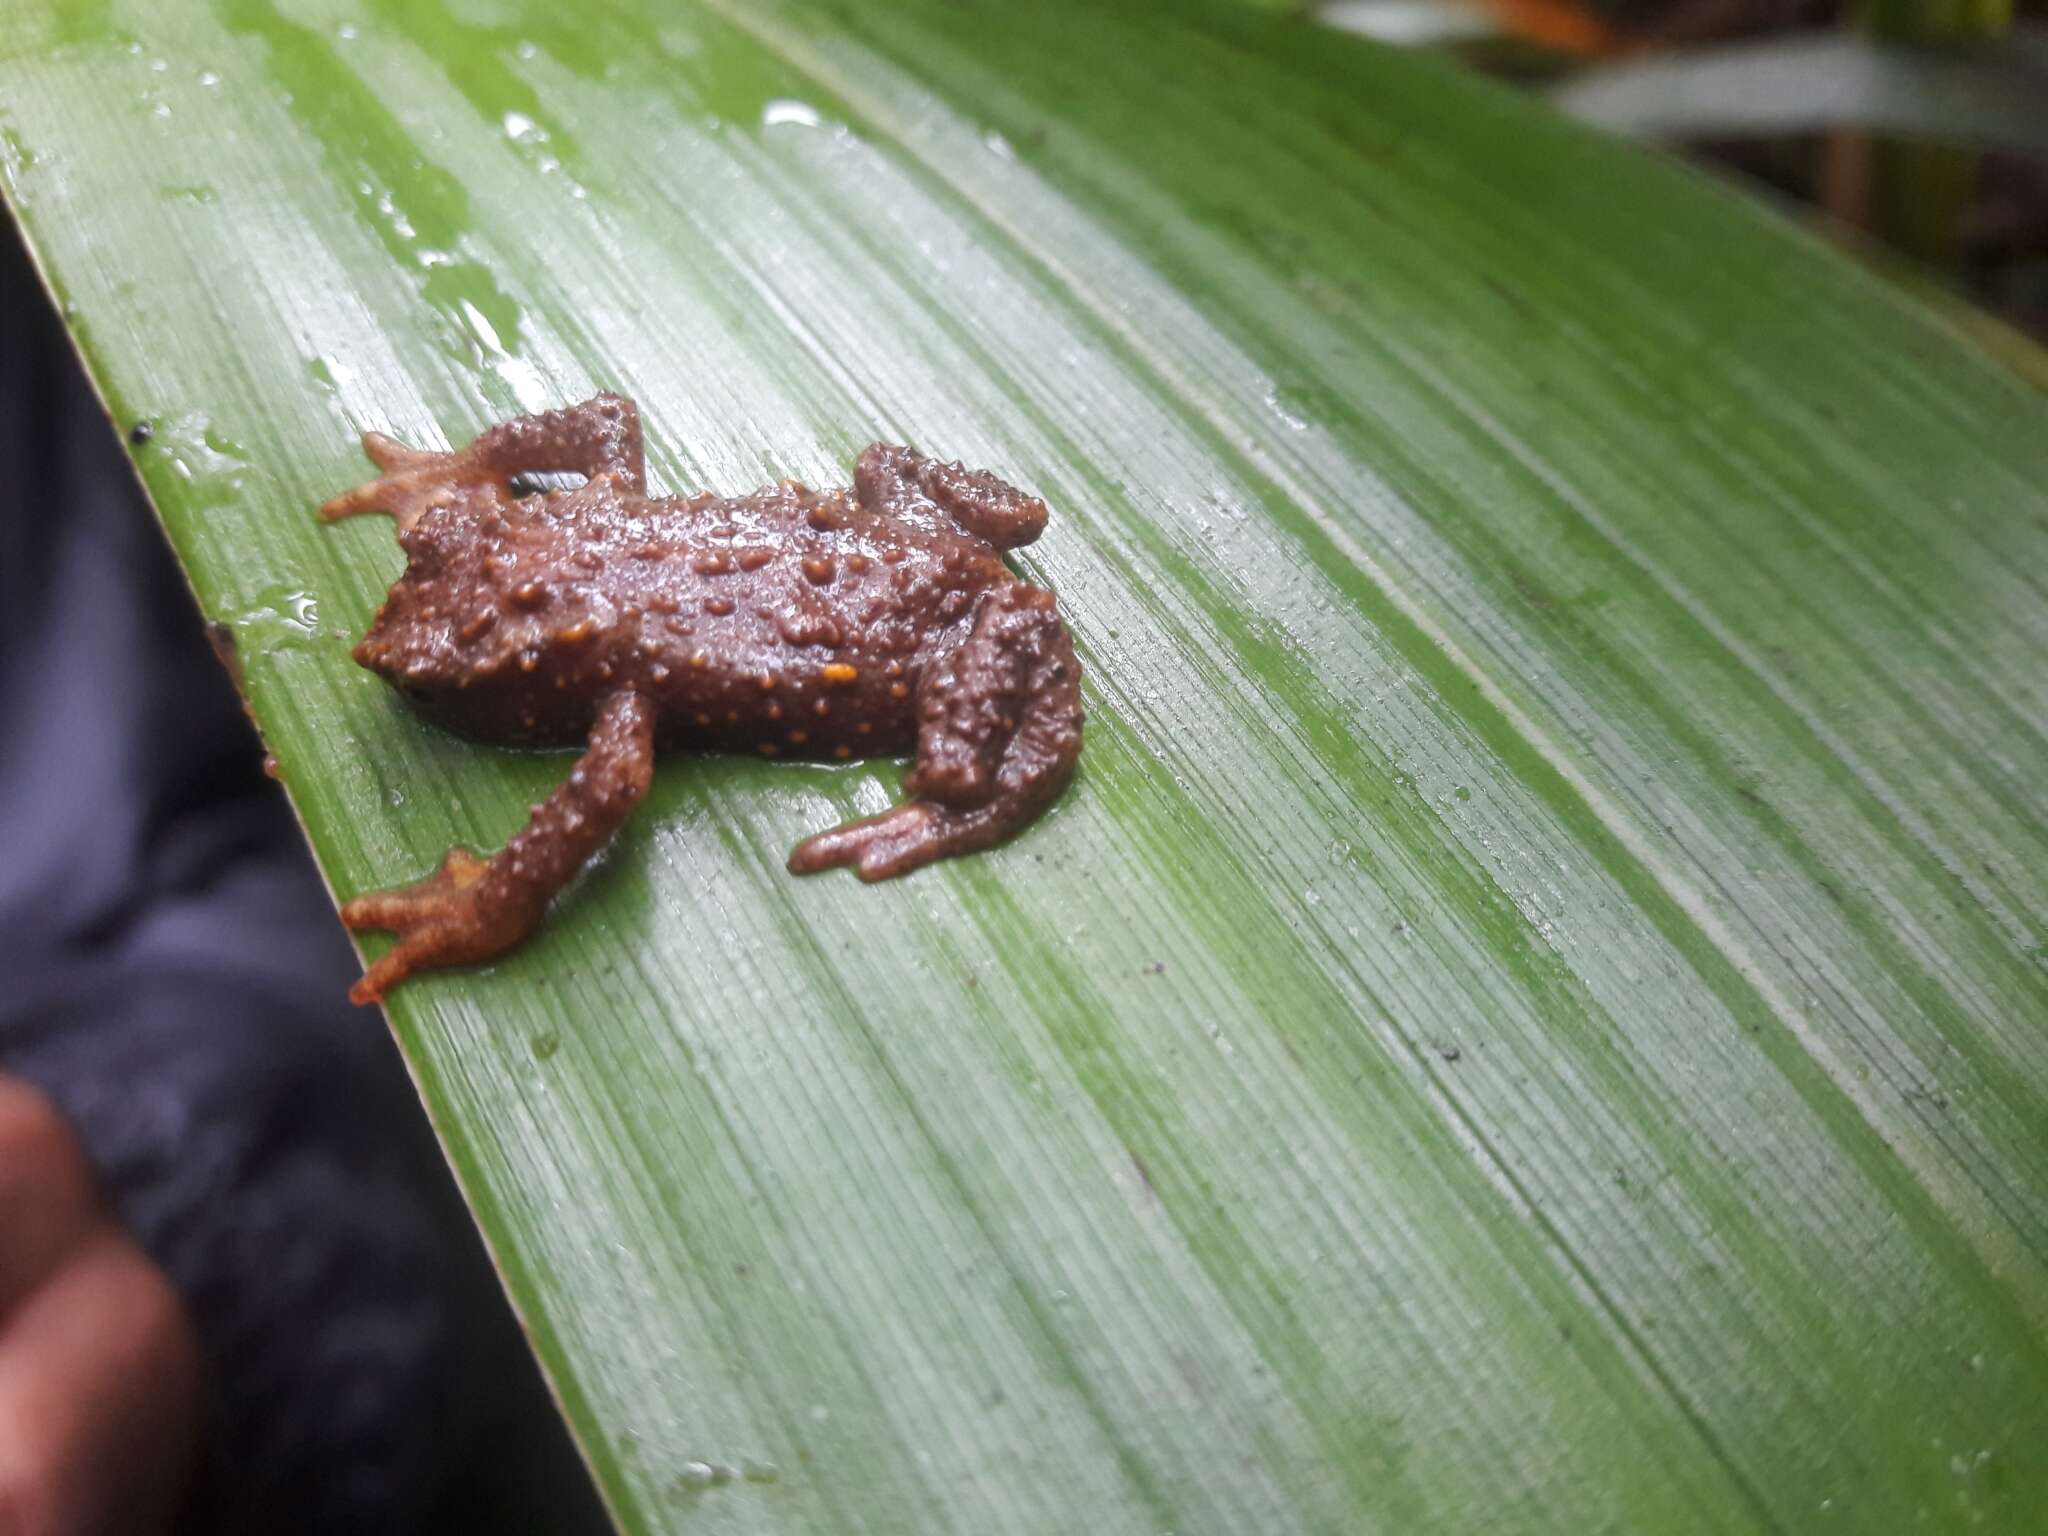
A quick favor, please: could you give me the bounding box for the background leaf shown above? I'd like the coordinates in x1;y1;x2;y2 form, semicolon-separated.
4;1;2047;1532
1549;30;2048;157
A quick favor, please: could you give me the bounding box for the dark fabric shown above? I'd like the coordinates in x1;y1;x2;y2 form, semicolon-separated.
0;221;602;1533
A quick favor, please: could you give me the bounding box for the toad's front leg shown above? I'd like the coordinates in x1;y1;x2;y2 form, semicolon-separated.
341;691;655;1004
319;393;647;532
789;583;1083;880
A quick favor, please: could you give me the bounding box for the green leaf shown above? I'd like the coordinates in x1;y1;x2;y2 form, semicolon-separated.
6;2;2047;1532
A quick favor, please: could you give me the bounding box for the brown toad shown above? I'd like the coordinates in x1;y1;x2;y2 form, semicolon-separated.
320;393;1082;1004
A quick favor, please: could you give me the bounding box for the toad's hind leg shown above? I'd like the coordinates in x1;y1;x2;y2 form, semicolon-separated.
340;691;656;1004
789;584;1083;881
854;443;1048;550
320;393;647;530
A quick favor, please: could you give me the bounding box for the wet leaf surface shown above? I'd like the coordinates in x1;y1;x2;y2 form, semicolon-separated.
4;2;2046;1531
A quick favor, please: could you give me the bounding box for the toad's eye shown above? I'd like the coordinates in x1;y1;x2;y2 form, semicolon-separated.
509;469;589;497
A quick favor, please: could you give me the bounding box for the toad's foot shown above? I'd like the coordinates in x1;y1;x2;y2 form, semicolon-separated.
789;583;1082;880
318;434;474;533
786;801;1012;882
342;691;656;1003
339;847;522;1005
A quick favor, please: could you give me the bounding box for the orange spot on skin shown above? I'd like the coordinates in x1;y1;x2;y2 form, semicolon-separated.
704;597;735;615
788;730;808;744
511;580;549;609
758;674;777;689
833;745;851;759
757;742;778;755
556;620;593;643
689;652;708;668
889;682;908;699
739;548;773;571
857;722;872;735
822;663;858;684
802;557;834;585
